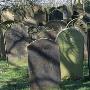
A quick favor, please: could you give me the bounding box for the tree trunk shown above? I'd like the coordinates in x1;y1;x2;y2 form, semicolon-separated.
0;29;6;60
87;23;90;77
0;31;2;58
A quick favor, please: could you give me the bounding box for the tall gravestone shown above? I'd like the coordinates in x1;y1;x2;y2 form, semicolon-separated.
28;39;60;90
56;27;84;80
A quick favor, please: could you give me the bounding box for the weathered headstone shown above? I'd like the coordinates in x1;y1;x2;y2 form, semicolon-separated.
34;8;47;26
56;27;84;80
5;24;29;61
46;21;67;31
36;30;59;41
49;9;63;21
28;39;60;90
1;8;14;22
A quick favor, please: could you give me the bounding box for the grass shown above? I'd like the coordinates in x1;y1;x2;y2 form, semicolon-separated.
0;59;30;90
0;58;90;90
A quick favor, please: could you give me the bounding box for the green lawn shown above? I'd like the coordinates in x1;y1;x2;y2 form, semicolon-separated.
0;60;30;90
0;59;90;90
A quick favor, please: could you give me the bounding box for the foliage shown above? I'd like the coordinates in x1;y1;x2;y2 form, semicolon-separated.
0;20;15;30
12;5;26;22
84;0;90;13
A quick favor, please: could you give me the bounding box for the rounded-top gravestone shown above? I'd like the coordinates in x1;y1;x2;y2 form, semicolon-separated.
56;27;84;80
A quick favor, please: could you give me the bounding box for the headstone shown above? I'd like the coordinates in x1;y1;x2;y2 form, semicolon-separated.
34;8;47;26
56;27;84;80
49;9;63;21
1;8;14;22
5;24;29;61
46;21;67;31
28;39;60;90
36;30;58;41
29;25;61;41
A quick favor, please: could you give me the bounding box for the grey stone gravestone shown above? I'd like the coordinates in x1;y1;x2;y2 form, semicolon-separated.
56;27;84;80
46;21;67;31
28;39;61;90
36;30;58;41
5;24;29;61
30;25;61;41
49;9;63;21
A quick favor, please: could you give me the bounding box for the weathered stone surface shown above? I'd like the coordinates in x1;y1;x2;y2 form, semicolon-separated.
56;27;84;80
28;39;60;90
35;30;58;41
1;8;14;22
5;24;29;60
49;9;63;21
46;21;67;31
28;23;65;41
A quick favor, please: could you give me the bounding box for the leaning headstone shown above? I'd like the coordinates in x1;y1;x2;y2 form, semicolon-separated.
56;27;84;80
5;24;29;61
28;39;60;90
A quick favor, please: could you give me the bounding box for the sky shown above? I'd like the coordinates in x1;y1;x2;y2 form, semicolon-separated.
0;0;75;8
32;0;75;7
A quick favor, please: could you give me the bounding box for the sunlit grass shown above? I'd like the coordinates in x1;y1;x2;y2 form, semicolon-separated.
0;59;29;90
0;59;90;90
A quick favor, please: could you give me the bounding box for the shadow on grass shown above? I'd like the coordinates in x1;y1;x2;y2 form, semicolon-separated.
0;61;30;90
0;75;90;90
60;76;90;90
0;59;90;90
0;75;30;90
1;76;90;90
